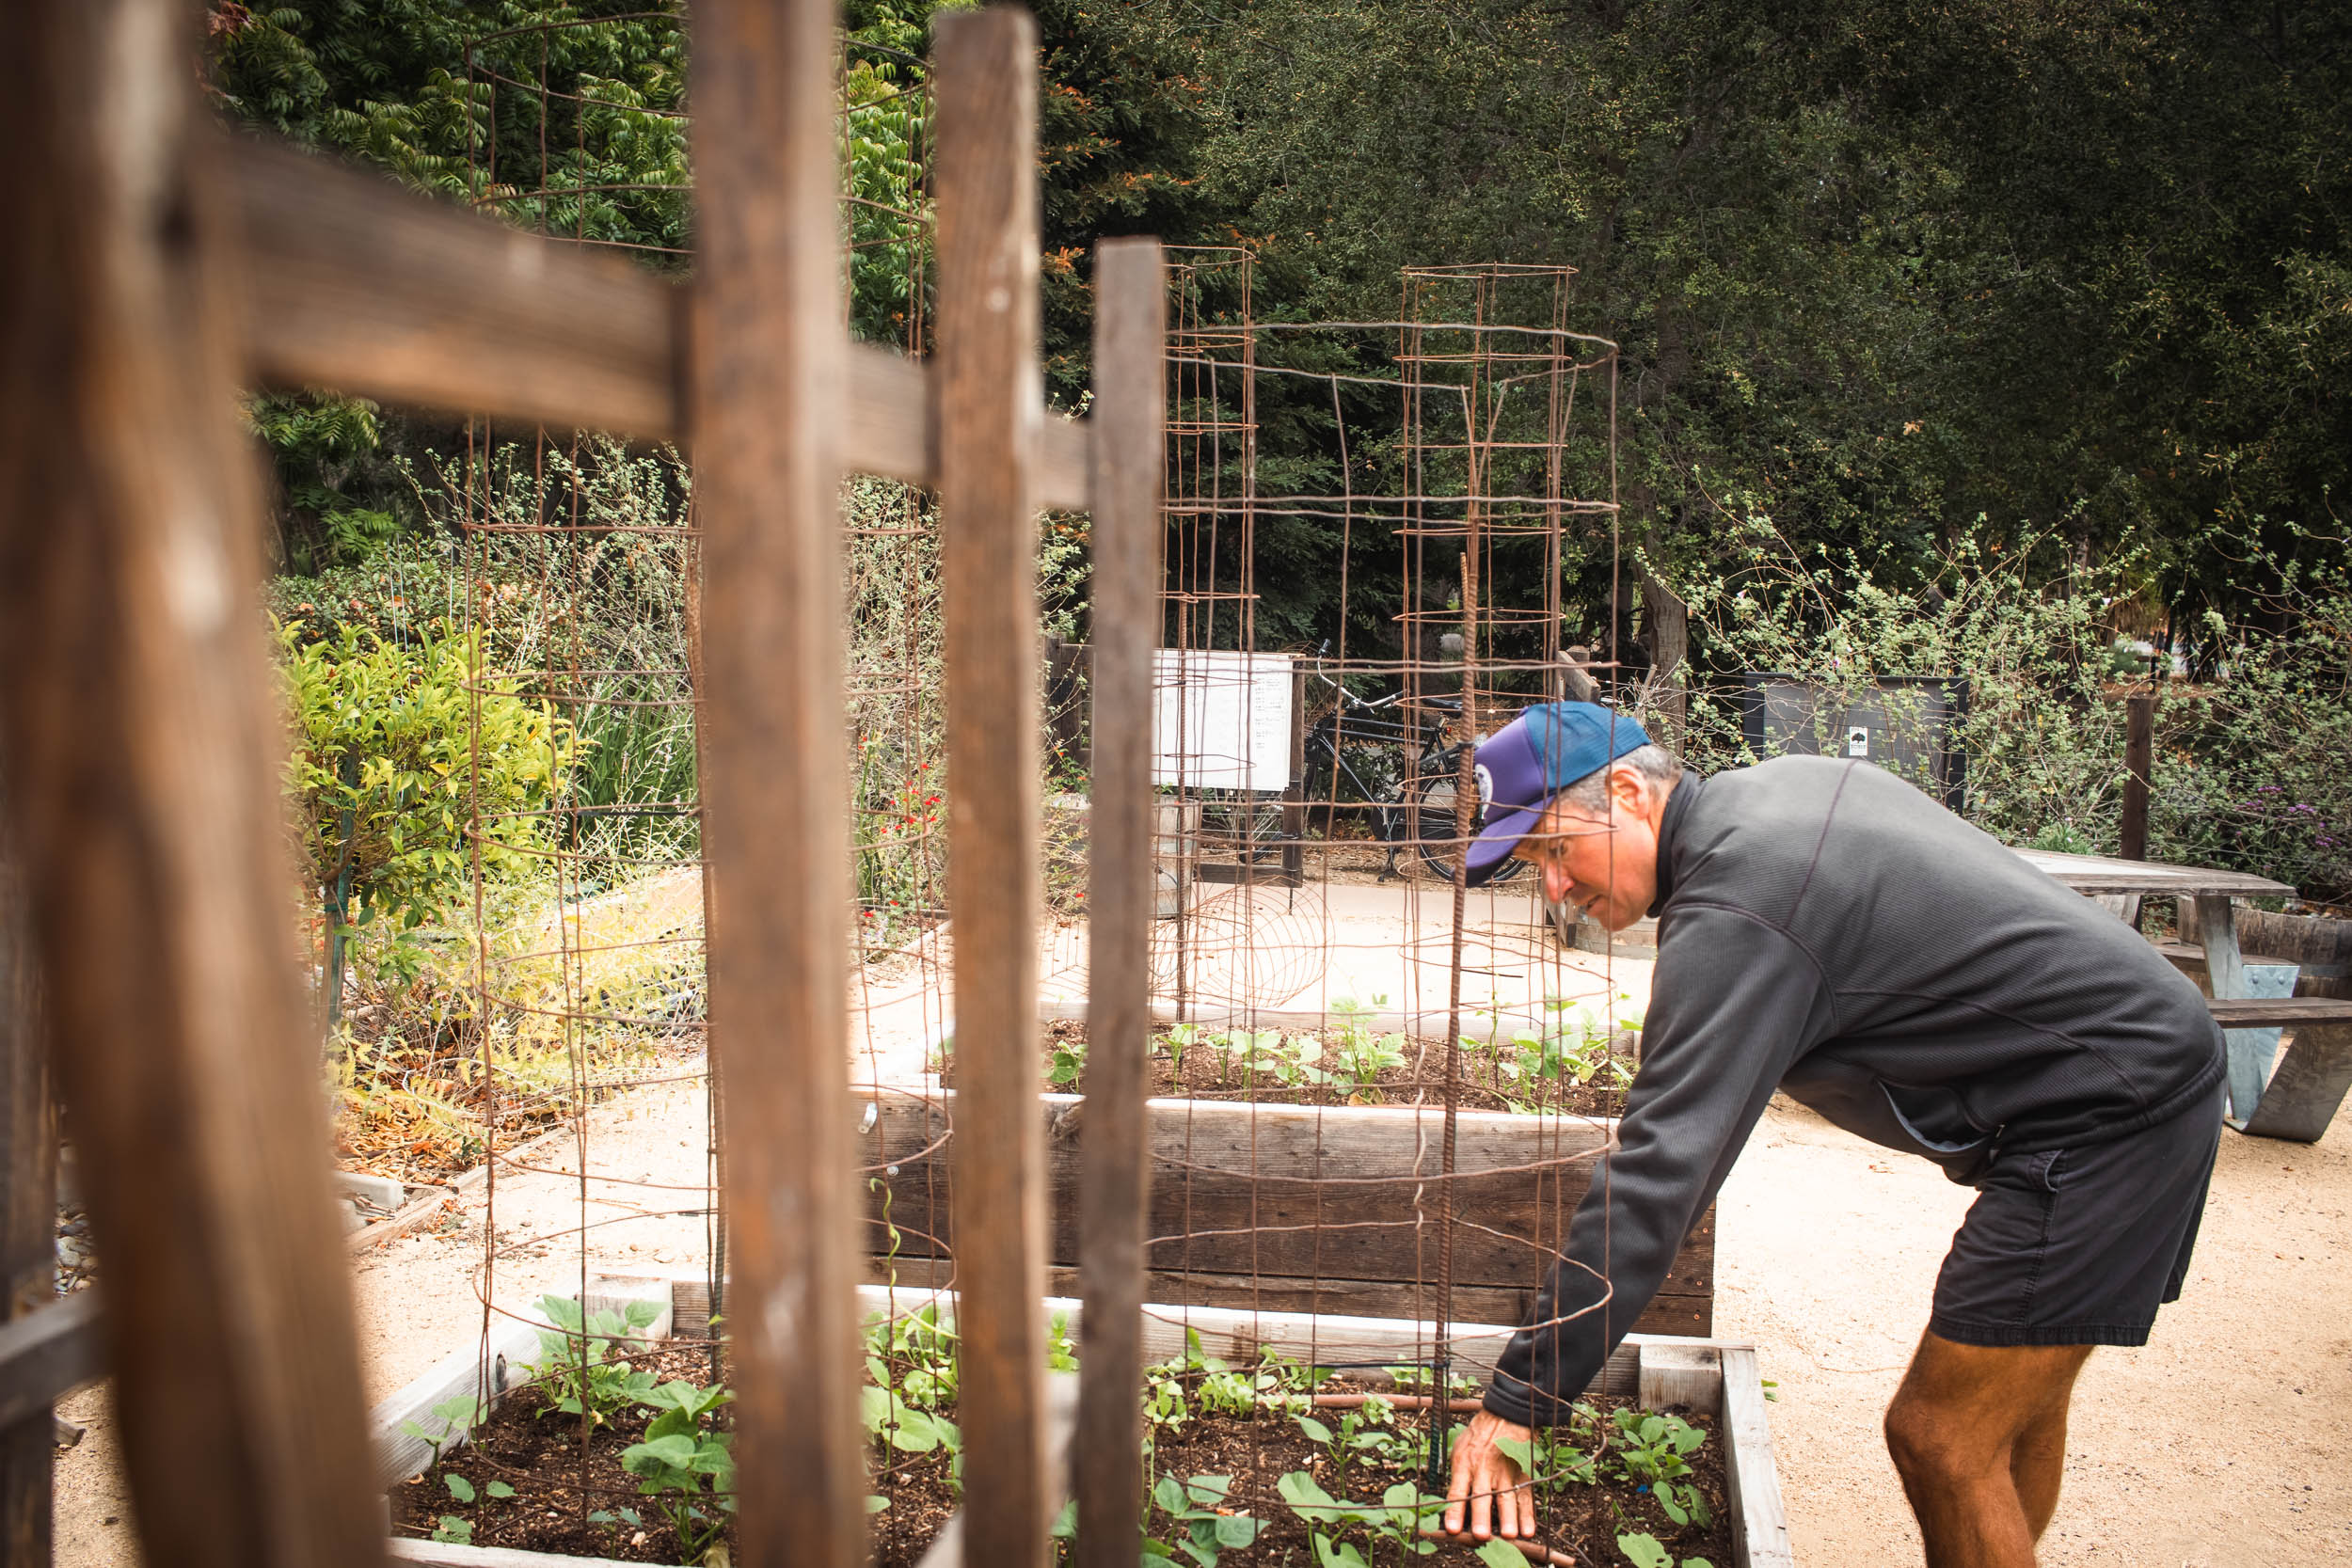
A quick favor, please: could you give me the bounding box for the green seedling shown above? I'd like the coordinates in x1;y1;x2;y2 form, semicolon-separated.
1295;1402;1397;1486
1141;1325;1255;1429
1151;1474;1262;1567
1165;1022;1201;1073
1142;1370;1192;1433
431;1516;472;1545
1609;1409;1711;1528
1217;1028;1292;1082
622;1379;738;1560
1050;1036;1089;1085
1271;1034;1331;1090
398;1394;485;1467
1048;1310;1081;1372
1495;1425;1597;1493
1327;1030;1407;1100
862;1385;960;1457
1616;1532;1714;1568
1278;1472;1444;1562
1383;1365;1481;1398
586;1506;644;1530
1251;1345;1328;1409
864;1303;959;1409
526;1295;662;1427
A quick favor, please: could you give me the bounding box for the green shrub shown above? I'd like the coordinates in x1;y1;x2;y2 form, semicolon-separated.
1677;520;2122;852
279;616;573;997
1672;515;2352;901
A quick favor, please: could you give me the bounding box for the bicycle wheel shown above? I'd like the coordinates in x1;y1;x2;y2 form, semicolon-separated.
1198;789;1285;859
1405;776;1526;882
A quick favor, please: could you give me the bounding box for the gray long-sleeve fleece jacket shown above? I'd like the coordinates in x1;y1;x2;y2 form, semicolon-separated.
1483;754;2225;1426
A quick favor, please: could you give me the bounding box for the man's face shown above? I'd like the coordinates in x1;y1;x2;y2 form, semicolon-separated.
1508;765;1669;931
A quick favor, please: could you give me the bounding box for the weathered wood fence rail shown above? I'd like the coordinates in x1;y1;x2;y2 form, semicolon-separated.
2;3;1161;1565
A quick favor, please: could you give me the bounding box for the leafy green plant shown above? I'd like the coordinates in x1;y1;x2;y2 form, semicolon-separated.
1210;1028;1289;1085
1494;1421;1599;1494
398;1394;484;1468
1608;1409;1712;1528
1143;1368;1193;1433
1048;1310;1082;1373
525;1295;661;1427
1324;997;1397;1095
1505;1002;1635;1090
1251;1345;1328;1410
865;1302;960;1410
1277;1472;1445;1563
1326;1030;1407;1101
437;1472;514;1508
1148;1474;1262;1566
430;1515;472;1545
1295;1402;1399;1487
1139;1325;1257;1433
1383;1365;1481;1399
1617;1533;1715;1568
1164;1022;1201;1074
587;1505;645;1533
621;1380;737;1561
278;616;572;1008
864;1388;962;1486
1050;1035;1089;1086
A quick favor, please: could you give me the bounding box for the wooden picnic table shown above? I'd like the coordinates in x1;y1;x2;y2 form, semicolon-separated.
2016;848;2304;1129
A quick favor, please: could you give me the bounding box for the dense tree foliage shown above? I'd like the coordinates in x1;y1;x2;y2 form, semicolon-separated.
1104;0;2349;658
214;1;2347;649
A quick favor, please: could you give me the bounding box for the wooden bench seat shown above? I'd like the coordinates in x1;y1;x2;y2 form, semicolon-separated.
2203;998;2352;1142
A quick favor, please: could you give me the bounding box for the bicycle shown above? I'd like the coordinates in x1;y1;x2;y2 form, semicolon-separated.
1296;649;1527;884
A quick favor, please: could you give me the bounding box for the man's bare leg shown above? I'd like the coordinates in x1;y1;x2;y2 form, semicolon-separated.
1883;1331;2092;1568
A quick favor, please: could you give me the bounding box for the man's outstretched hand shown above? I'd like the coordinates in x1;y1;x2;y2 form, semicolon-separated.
1443;1408;1534;1540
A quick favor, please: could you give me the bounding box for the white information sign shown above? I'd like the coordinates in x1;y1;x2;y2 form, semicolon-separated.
1151;650;1295;794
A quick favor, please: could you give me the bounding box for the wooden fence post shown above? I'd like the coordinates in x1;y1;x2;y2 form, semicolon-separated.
935;8;1051;1563
1074;238;1165;1567
2120;690;2155;862
0;3;383;1561
687;2;864;1566
0;845;53;1568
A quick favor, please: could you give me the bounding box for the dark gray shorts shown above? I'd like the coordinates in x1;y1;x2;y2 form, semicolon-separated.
1930;1083;2223;1348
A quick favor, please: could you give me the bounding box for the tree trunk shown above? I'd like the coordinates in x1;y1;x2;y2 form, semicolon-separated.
1638;556;1688;752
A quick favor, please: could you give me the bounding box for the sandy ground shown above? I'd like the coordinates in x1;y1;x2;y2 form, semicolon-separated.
49;884;2352;1565
1717;1093;2352;1567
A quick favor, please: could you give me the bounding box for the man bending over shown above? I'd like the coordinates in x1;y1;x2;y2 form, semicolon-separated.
1440;703;2221;1567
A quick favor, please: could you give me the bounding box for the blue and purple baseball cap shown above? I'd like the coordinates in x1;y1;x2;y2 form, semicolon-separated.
1463;702;1653;886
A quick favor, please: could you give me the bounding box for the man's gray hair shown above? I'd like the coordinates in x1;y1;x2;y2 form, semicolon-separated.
1556;743;1681;813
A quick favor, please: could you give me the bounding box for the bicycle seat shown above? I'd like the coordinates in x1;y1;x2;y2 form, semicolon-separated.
1421;694;1463;712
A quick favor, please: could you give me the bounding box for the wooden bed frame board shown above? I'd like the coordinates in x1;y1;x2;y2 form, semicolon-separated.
853;1088;1715;1336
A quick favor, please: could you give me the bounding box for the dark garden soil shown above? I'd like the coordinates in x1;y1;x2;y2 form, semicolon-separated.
396;1357;1726;1567
389;1342;736;1563
1133;1386;1732;1568
946;1021;1630;1119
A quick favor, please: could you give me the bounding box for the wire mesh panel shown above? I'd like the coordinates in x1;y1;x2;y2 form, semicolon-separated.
372;14;1719;1565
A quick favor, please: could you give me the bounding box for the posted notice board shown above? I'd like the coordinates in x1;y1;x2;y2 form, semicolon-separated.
1151;650;1295;794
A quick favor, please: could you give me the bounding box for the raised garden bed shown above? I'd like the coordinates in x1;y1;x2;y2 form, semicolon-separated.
1000;1018;1631;1118
1013;1000;1641;1117
856;1089;1714;1337
375;1283;1788;1568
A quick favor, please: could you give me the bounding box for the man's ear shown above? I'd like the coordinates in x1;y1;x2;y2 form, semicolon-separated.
1608;760;1647;819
